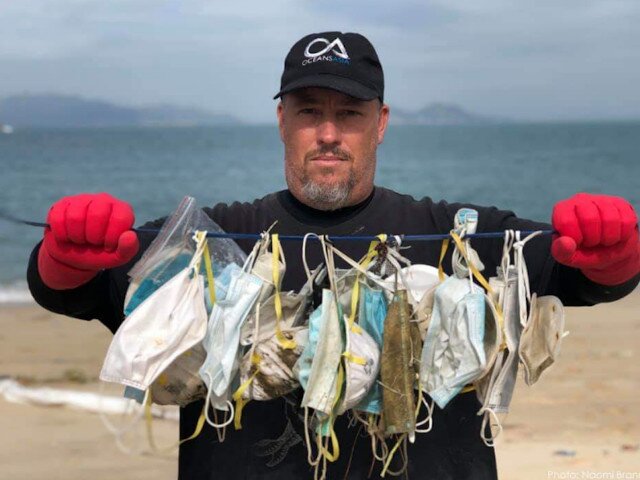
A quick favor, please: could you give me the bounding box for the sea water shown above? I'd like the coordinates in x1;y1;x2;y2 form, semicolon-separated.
1;122;638;301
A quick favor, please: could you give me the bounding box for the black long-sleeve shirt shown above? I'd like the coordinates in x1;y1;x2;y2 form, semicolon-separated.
27;187;639;480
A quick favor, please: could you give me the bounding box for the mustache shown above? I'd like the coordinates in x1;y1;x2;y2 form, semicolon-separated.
304;147;353;162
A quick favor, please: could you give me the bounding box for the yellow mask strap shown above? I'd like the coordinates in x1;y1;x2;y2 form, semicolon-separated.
380;433;407;477
346;234;386;333
272;234;296;350
342;351;367;366
202;237;216;306
231;353;262;430
438;238;450;282
144;391;207;454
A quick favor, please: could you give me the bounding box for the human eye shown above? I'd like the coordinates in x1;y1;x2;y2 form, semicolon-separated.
298;107;318;115
339;109;362;118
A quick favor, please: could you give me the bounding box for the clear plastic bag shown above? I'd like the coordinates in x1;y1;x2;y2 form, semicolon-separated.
124;196;246;314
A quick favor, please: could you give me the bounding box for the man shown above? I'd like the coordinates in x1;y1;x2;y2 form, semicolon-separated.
28;32;639;479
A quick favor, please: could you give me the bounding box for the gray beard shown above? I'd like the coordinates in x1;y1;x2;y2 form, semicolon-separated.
300;175;356;211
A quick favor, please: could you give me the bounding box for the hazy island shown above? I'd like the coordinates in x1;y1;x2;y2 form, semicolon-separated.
0;94;242;128
0;94;507;128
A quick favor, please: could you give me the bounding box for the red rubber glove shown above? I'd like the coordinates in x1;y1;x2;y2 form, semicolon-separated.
38;193;139;290
552;193;640;286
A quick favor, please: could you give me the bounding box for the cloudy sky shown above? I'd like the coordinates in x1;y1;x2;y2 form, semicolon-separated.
1;0;639;123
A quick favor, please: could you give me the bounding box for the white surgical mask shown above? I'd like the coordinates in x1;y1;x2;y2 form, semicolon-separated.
100;231;210;391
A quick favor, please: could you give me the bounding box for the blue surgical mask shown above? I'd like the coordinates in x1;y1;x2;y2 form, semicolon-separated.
199;263;263;410
354;283;387;415
294;303;323;392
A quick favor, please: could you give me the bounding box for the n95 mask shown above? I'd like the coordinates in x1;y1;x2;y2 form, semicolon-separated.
100;232;210;391
239;326;308;401
338;313;380;415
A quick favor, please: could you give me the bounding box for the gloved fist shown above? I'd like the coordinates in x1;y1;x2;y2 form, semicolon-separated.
552;193;640;286
38;193;139;290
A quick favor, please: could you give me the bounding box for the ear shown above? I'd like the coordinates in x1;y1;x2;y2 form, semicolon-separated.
377;103;390;144
277;101;285;142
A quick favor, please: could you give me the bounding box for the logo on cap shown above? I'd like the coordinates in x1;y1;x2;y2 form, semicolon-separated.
301;37;350;66
304;37;350;59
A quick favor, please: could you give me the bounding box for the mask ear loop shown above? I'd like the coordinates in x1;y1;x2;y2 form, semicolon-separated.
383;240;414;296
380;433;408;477
302;232;320;282
304;407;322;467
514;230;542;328
98;382;147;455
203;371;234;431
143;388;208;455
479;407;503;447
370;416;389;462
414;387;435;434
326;238;392;293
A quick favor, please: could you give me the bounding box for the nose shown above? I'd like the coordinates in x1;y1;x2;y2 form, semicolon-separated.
316;117;341;146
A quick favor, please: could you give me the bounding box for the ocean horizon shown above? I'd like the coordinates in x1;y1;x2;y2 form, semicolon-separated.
1;121;638;302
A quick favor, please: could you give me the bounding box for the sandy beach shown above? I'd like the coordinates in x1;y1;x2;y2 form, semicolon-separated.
1;292;638;480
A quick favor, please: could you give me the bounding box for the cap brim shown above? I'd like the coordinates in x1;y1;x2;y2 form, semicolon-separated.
273;75;379;101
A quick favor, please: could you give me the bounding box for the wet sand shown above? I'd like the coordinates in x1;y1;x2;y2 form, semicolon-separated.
1;291;638;479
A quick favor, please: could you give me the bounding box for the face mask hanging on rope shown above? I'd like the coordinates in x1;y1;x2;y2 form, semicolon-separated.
420;212;492;410
100;231;211;391
380;289;422;438
328;242;382;416
239;267;320;347
323;237;397;418
353;282;387;415
519;294;567;385
231;234;310;429
476;230;519;427
235;266;323;408
293;235;348;477
199;246;263;412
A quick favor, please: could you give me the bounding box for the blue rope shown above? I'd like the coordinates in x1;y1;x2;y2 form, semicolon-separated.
0;212;555;242
114;228;557;241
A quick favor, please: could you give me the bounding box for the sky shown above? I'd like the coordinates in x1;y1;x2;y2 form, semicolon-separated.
1;0;639;123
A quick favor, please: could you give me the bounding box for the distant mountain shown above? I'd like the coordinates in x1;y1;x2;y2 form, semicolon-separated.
0;94;242;127
391;102;508;125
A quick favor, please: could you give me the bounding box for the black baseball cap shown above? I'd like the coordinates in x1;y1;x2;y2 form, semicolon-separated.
273;32;384;102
